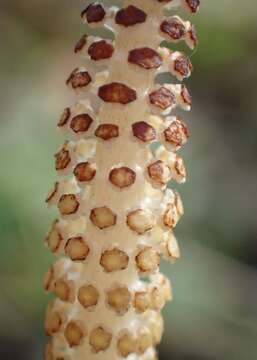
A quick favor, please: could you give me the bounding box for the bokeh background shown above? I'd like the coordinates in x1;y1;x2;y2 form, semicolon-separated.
1;0;257;359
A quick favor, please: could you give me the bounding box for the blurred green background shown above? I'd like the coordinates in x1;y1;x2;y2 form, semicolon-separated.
1;0;257;359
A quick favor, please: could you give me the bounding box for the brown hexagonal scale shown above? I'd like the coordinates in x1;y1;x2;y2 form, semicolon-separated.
74;34;87;53
135;247;160;273
163;119;189;148
147;160;171;185
132;121;156;142
128;47;162;70
88;40;114;61
95;123;119;140
160;17;186;40
90;206;117;229
115;5;147;27
100;248;129;272
98;82;137;104
89;327;112;353
74;162;96;182
127;209;155;235
78;285;99;308
109;167;136;188
174;55;193;78
64;321;85;347
66;69;92;89
58;194;80;216
70;114;93;133
57;107;71;127
81;3;106;23
149;87;176;109
65;236;90;261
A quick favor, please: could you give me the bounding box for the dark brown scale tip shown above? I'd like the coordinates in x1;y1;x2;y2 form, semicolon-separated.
181;85;192;106
174;55;193;77
128;47;162;70
74;34;87;53
149;87;176;110
88;40;114;61
109;167;136;188
58;107;71;127
185;0;200;13
74;162;97;182
132;121;156;142
70;114;93;133
98;83;137;104
66;69;92;89
81;3;106;23
115;5;147;27
95;124;119;140
160;18;186;40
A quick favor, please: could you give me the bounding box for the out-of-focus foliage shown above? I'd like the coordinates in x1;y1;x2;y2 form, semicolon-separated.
0;0;257;359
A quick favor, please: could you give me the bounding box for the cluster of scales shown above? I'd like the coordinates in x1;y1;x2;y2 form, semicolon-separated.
44;1;200;359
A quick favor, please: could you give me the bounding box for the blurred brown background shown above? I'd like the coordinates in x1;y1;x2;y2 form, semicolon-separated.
0;0;257;359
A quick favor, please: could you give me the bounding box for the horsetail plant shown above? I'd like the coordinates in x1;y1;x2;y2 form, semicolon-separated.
44;0;200;359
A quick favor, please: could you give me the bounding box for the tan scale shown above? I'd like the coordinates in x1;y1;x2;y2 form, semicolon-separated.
89;327;112;353
135;247;160;273
100;248;129;273
78;284;99;309
90;206;117;229
64;321;86;348
54;278;74;302
45;304;63;336
65;236;90;261
117;332;138;357
106;286;131;315
58;194;80;216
